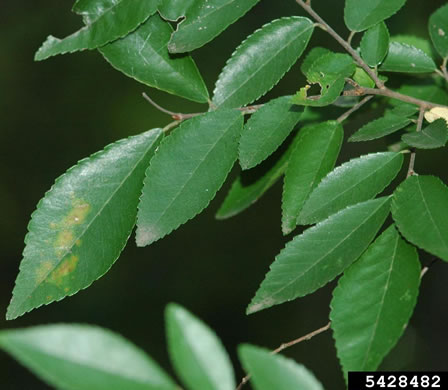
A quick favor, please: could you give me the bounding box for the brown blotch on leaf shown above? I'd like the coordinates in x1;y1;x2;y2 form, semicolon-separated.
35;261;54;285
64;201;91;226
49;255;79;286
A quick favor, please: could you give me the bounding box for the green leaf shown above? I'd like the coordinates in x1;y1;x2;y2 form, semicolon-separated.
292;52;355;107
212;17;314;108
380;42;436;73
282;121;343;235
429;4;448;58
298;153;402;225
239;96;304;170
0;324;177;390
35;0;159;61
360;22;390;66
392;175;448;261
238;344;323;390
353;67;376;88
331;225;421;376
216;141;293;220
300;47;331;75
136;110;243;247
349;114;412;142
99;14;209;103
391;35;434;58
158;0;195;21
402;118;448;149
168;0;260;53
344;0;406;32
166;304;235;390
7;129;162;320
247;197;391;314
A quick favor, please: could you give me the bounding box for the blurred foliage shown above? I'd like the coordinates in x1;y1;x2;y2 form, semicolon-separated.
1;0;447;388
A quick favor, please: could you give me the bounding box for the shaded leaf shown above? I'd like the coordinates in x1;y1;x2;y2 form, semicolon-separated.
360;22;390;66
292;52;355;107
239;344;323;390
247;197;391;314
282;121;343;235
331;225;420;377
166;304;235;390
216;140;293;220
300;47;331;75
7;129;162;320
402;118;448;149
239;96;304;170
136;110;243;247
0;324;177;390
392;175;448;261
168;0;260;53
353;67;376;88
100;14;209;103
158;0;195;21
35;0;159;61
299;152;402;225
213;17;314;108
349;114;412;142
344;0;406;32
429;4;448;58
380;42;436;73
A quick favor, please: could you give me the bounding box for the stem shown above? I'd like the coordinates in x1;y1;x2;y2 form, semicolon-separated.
295;0;385;89
337;95;373;123
406;108;424;177
347;31;356;47
235;322;331;390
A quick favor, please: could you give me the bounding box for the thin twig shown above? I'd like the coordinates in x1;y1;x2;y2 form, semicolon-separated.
295;0;385;89
347;31;356;47
407;108;424;177
236;322;331;390
337;95;373;123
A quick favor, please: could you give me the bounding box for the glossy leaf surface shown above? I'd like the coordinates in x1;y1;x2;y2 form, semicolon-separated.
282;121;343;235
7;129;162;320
292;53;355;107
391;35;434;57
344;0;406;32
392;175;448;261
213;17;314;108
380;42;436;73
168;0;260;53
216;141;293;220
239;96;304;170
239;345;323;390
136;110;243;246
331;226;420;376
158;0;195;21
299;152;402;225
349;114;412;141
360;22;390;66
0;324;177;390
36;0;159;61
300;47;331;75
166;304;235;390
429;4;448;58
402;118;448;149
248;197;391;314
100;14;209;103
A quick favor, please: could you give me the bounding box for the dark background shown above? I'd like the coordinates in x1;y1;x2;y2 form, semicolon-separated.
1;0;447;389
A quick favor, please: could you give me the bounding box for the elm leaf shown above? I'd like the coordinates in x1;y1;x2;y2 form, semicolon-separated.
392;175;448;261
380;42;436;73
7;129;162;320
0;324;177;390
247;197;391;314
239;345;323;390
168;0;260;53
331;225;420;377
136;109;243;247
402;118;448;149
166;304;235;390
239;96;304;170
349;114;412;142
429;4;448;58
360;22;390;66
158;0;195;21
100;14;209;103
344;0;406;32
213;17;314;108
35;0;160;61
282;121;343;235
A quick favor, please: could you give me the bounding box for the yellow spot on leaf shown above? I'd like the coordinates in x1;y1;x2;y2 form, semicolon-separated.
36;261;54;285
76;239;82;247
64;201;91;226
49;255;79;286
54;230;74;256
